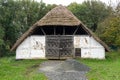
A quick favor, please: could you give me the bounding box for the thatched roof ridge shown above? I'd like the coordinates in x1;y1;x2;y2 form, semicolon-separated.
37;5;81;26
11;5;110;52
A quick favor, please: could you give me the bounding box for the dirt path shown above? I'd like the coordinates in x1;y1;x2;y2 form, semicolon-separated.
39;59;90;80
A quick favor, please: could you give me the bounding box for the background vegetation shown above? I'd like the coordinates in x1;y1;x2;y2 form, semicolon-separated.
0;0;120;56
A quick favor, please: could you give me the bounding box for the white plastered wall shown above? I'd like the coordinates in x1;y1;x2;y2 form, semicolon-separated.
74;35;105;59
16;36;45;59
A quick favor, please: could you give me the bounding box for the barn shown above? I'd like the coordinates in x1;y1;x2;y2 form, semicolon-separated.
11;5;110;59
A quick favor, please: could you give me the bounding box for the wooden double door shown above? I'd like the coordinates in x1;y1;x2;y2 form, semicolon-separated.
46;35;74;59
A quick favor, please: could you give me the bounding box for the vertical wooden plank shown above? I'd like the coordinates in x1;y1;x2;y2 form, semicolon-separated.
54;27;56;35
63;27;65;35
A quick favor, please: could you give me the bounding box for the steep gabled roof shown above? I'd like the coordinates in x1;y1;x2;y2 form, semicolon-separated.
11;5;110;51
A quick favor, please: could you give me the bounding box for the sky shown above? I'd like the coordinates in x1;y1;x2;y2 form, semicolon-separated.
35;0;119;6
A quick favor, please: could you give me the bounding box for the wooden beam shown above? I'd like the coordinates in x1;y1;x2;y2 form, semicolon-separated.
73;26;79;35
40;27;46;35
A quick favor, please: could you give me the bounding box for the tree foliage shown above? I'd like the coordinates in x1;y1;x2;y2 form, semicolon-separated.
96;2;120;49
68;0;111;32
0;0;55;56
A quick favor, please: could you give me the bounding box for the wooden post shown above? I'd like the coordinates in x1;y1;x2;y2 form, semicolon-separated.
54;27;56;35
63;27;65;35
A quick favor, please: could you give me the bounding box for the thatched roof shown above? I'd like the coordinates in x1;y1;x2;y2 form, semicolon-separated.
11;5;110;52
37;5;80;26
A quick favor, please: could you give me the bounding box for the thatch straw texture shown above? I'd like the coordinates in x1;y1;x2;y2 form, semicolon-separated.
37;5;81;26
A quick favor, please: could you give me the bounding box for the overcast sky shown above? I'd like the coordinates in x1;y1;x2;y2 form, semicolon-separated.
35;0;119;6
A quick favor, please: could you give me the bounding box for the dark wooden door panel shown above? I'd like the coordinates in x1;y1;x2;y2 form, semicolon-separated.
59;36;74;59
46;35;74;59
46;36;59;59
75;48;81;56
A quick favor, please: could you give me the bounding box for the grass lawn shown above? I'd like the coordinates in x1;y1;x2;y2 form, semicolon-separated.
77;51;120;80
0;51;120;80
0;57;47;80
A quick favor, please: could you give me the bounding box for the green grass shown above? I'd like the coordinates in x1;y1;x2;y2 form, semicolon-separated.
0;57;47;80
77;51;120;80
0;51;120;80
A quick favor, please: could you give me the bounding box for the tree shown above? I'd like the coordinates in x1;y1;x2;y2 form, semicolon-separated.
0;0;17;53
0;25;5;57
68;0;111;32
96;2;120;49
0;0;55;56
